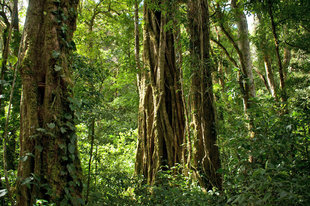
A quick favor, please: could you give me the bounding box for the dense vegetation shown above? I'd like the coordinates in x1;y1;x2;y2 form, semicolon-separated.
0;0;309;205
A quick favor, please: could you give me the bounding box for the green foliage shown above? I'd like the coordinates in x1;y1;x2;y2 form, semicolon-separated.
0;0;309;205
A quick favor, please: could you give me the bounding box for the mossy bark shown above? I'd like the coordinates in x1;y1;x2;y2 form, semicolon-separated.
16;0;83;205
135;0;185;184
188;0;222;190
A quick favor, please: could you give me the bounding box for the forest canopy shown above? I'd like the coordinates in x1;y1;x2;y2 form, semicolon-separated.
0;0;309;205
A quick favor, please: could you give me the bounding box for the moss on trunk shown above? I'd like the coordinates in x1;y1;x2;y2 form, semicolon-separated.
16;0;83;205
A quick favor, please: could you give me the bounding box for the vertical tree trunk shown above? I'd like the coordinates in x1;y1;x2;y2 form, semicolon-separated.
264;55;278;99
0;8;12;114
16;0;83;205
86;119;95;204
4;0;20;172
283;46;291;79
231;0;256;130
1;1;20;204
188;0;222;190
231;0;255;99
256;14;278;99
267;0;287;102
135;0;185;184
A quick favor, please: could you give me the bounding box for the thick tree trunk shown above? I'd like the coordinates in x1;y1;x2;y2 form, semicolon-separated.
188;0;222;190
16;0;83;205
135;0;185;184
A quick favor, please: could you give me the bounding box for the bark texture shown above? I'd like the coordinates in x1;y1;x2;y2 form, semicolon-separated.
16;0;83;205
188;0;222;190
135;0;185;184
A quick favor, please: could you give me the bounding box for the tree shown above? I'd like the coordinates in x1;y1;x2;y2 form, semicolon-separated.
215;0;255;135
187;0;222;190
135;0;185;184
16;0;83;205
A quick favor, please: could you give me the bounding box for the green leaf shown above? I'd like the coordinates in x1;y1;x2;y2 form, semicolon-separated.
21;177;34;186
69;40;76;50
67;164;76;174
64;113;72;120
60;127;67;133
36;128;46;132
52;50;60;58
59;143;66;150
68;143;75;154
20;155;28;162
47;123;56;129
54;65;62;71
66;122;75;130
35;145;43;152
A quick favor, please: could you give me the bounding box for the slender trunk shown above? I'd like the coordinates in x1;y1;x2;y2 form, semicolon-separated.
86;119;95;204
94;145;98;186
135;0;185;184
219;1;255;134
0;15;11;112
283;46;291;79
231;0;255;98
3;66;17;206
16;1;83;205
188;0;222;190
134;0;140;76
267;0;287;102
4;0;20;172
1;1;19;204
253;67;268;91
263;55;278;99
231;0;255;134
219;24;253;133
256;14;278;99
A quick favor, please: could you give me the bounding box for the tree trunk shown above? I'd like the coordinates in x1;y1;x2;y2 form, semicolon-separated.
4;0;20;172
16;0;83;205
135;0;185;184
264;55;278;99
283;46;291;79
231;0;255;99
256;14;278;99
86;119;95;204
231;0;256;129
267;0;287;102
188;0;222;190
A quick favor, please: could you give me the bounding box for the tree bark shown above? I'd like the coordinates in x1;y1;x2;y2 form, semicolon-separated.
231;0;256;133
267;0;287;102
231;0;255;98
263;55;277;99
256;14;278;99
16;0;83;205
86;119;95;204
283;46;291;79
188;0;222;190
219;1;255;134
135;0;185;184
